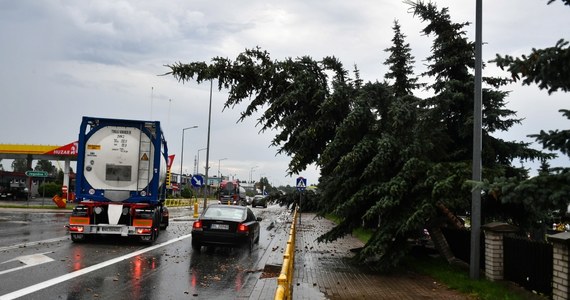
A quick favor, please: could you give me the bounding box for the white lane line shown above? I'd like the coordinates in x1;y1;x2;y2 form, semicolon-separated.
0;234;192;300
0;237;69;252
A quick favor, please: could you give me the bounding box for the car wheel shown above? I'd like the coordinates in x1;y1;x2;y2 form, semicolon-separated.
248;237;254;253
192;239;201;252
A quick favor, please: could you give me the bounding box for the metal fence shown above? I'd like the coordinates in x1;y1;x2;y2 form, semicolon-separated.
503;235;552;296
442;227;554;297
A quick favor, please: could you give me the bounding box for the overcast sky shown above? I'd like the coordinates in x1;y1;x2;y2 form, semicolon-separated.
0;0;567;186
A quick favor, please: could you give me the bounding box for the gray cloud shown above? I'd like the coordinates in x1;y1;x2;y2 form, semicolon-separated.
0;0;568;183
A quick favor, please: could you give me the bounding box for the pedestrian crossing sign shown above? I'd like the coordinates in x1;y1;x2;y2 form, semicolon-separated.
296;177;307;191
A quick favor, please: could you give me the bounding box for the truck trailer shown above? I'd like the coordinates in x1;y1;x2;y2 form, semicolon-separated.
218;180;247;206
67;117;170;243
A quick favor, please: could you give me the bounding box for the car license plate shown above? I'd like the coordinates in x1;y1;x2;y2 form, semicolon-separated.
211;224;229;230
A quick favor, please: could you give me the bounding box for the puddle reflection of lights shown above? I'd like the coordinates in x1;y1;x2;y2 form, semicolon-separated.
190;269;198;288
130;255;158;299
133;256;143;280
234;271;243;291
71;246;84;272
130;256;143;300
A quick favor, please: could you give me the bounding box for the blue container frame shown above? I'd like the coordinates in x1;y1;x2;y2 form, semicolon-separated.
74;116;169;204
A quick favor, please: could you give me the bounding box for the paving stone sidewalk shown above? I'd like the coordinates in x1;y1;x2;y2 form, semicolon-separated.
292;212;471;300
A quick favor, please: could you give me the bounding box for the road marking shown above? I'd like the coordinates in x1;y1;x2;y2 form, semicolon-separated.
0;234;192;300
0;253;54;276
0;236;69;252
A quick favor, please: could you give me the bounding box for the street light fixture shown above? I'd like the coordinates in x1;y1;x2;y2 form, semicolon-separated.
218;158;228;179
180;126;198;186
196;147;207;174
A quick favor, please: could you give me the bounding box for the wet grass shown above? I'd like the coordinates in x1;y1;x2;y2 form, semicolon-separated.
404;254;546;300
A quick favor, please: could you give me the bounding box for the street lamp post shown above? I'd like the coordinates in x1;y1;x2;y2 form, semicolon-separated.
180;126;198;189
470;0;483;280
218;158;228;179
249;166;258;183
203;79;214;210
196;147;207;174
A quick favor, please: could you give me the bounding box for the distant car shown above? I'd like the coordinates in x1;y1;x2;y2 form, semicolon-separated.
0;187;29;200
191;204;262;252
251;195;267;208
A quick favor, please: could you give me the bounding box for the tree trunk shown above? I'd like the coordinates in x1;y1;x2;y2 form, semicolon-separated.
427;226;456;263
436;202;464;229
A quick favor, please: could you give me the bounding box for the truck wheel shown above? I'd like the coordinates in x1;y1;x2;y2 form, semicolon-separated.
160;218;169;230
71;233;85;242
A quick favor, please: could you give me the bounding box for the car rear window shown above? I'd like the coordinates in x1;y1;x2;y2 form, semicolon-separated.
204;207;245;221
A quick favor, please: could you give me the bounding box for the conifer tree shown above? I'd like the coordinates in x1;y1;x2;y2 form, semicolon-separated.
488;1;570;225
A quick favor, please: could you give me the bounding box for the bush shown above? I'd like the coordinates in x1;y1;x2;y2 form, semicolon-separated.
181;187;193;198
38;182;62;197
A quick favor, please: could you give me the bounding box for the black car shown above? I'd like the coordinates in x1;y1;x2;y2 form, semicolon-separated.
191;204;262;252
0;187;29;200
251;195;267;208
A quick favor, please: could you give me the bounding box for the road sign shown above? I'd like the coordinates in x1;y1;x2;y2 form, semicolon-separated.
296;177;307;191
191;175;204;187
25;171;48;177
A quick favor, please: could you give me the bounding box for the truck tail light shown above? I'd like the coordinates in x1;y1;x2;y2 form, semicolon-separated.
68;225;84;232
136;228;152;234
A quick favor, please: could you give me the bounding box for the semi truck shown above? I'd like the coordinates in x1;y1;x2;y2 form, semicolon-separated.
218;179;247;206
67;117;170;243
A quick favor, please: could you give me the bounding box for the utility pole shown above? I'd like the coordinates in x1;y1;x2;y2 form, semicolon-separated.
203;80;213;210
470;0;483;280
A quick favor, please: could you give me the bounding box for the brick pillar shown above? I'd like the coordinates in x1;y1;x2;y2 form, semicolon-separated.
548;232;570;300
481;222;518;282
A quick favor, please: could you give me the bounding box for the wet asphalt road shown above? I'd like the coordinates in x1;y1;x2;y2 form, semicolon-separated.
0;203;288;300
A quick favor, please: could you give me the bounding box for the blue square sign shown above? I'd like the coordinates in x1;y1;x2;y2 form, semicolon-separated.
296;177;307;191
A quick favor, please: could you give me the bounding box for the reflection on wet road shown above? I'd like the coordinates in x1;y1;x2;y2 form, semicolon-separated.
0;205;288;299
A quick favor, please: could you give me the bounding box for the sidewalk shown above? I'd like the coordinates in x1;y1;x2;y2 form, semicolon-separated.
291;213;470;300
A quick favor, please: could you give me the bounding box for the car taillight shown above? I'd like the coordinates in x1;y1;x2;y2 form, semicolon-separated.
237;224;248;233
193;220;203;231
